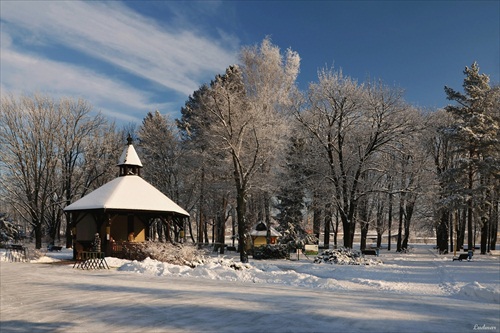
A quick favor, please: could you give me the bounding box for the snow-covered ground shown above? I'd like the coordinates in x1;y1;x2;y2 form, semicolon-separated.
1;245;499;333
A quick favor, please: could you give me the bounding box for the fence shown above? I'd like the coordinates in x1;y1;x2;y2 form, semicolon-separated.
5;244;29;262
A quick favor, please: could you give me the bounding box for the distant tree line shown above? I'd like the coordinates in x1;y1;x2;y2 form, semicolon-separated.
1;38;498;259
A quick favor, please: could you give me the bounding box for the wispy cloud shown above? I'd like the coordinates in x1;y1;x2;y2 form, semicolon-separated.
0;1;239;123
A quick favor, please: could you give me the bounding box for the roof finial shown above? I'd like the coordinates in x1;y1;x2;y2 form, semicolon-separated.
127;134;133;145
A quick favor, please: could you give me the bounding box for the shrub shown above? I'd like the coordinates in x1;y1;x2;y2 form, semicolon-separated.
314;247;378;265
121;241;205;267
253;244;289;260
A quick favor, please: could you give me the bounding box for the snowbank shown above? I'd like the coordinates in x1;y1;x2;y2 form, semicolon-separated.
457;281;500;303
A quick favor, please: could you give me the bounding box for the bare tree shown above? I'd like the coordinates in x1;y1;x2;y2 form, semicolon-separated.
422;109;455;253
56;98;108;247
0;94;116;248
296;69;418;248
1;94;62;248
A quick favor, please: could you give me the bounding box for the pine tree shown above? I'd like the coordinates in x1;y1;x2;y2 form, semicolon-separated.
443;62;500;253
274;137;306;234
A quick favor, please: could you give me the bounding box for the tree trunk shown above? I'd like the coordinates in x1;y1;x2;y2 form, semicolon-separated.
360;222;368;251
265;194;271;245
198;168;205;248
350;219;356;247
480;218;488;255
436;209;449;254
402;200;415;250
333;211;339;249
396;194;404;252
457;209;466;250
217;195;228;254
387;191;393;251
341;217;351;249
359;196;369;251
491;200;498;250
34;221;42;249
449;212;454;254
323;204;331;248
376;199;384;249
467;154;474;251
340;211;352;249
231;207;236;248
312;195;322;242
203;217;209;244
236;187;248;263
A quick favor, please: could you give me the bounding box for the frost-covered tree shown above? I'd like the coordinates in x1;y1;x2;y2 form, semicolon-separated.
138;111;186;242
296;69;417;249
56;98;109;247
179;38;299;262
423;109;455;253
178;66;253;261
1;94;63;248
393;135;428;252
179;64;292;262
240;37;300;243
443;62;500;253
0;94;117;249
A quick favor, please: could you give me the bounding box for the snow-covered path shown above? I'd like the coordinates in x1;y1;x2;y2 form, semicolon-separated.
1;245;499;333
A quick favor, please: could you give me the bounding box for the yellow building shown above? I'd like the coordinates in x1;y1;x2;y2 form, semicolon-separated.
250;222;281;247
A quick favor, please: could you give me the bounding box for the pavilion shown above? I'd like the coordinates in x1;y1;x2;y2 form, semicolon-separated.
64;136;189;258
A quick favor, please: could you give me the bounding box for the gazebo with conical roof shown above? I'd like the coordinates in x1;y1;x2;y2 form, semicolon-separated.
64;136;189;258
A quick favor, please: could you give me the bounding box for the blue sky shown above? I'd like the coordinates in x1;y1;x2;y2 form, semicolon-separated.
1;1;498;125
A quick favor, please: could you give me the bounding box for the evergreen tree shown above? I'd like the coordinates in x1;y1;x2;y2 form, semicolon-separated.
274;137;306;234
443;62;500;253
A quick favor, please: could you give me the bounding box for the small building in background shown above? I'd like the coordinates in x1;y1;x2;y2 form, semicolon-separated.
250;222;281;248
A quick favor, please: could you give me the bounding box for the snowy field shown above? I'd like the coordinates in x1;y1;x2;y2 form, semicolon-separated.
1;244;499;333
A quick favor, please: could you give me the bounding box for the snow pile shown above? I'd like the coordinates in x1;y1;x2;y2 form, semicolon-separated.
457;281;500;303
116;256;340;289
117;256;252;280
314;247;381;265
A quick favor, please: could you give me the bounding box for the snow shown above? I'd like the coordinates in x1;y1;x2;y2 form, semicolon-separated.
63;175;189;216
1;245;499;332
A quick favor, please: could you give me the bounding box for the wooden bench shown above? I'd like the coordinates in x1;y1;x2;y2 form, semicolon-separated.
47;245;63;252
453;253;471;261
362;249;378;256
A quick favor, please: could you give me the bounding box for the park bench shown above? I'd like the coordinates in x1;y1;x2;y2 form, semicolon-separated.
453;253;472;261
47;244;63;252
362;249;378;256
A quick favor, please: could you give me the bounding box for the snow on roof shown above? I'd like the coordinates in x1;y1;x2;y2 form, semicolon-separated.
64;175;189;217
250;223;281;237
117;143;143;167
